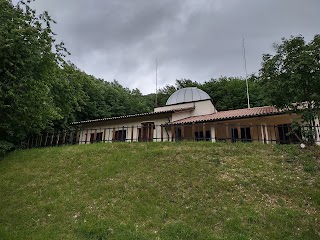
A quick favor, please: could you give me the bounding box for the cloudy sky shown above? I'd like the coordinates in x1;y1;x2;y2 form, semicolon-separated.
25;0;320;93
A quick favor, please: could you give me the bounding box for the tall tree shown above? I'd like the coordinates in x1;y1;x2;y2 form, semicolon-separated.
0;0;67;152
202;77;267;111
259;35;320;142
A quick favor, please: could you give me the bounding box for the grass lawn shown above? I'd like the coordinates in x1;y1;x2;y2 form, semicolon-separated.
0;142;319;239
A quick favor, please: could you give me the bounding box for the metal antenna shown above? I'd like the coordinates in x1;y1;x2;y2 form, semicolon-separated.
155;58;158;107
242;38;250;108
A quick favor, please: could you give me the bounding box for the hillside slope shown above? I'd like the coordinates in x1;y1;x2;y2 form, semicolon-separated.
0;142;319;239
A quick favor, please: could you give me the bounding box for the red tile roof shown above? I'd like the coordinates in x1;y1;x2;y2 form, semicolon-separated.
172;106;281;124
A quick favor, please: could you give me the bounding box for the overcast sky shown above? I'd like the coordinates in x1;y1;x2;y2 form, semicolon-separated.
25;0;320;94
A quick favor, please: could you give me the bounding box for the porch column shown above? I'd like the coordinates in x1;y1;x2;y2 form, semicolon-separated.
211;125;216;143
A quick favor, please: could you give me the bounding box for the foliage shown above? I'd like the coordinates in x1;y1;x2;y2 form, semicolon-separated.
0;141;14;158
259;35;320;143
0;0;66;145
202;76;267;111
0;0;152;153
0;142;319;239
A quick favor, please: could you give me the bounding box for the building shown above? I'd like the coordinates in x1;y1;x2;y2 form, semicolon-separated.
72;87;320;144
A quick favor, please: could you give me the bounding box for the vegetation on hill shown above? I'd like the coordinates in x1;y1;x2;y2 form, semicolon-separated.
0;142;319;239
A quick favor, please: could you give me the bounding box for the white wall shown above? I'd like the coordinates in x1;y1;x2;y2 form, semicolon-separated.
78;117;171;143
155;100;217;122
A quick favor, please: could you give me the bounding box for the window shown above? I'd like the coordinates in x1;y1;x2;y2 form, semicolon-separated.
90;132;103;143
113;129;127;142
240;127;252;142
277;124;301;144
138;122;154;142
231;127;251;142
195;130;211;141
231;128;239;142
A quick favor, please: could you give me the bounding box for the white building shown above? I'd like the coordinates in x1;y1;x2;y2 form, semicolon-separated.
73;87;318;144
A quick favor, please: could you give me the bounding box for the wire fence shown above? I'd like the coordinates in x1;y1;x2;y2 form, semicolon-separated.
21;123;320;149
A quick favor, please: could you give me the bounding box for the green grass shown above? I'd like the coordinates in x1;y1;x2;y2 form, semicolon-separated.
0;142;319;239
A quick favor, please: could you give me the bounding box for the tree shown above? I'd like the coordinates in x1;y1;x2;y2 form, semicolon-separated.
259;35;320;143
0;0;67;153
202;76;267;111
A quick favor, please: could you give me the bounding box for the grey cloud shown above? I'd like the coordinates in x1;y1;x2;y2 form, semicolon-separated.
29;0;320;93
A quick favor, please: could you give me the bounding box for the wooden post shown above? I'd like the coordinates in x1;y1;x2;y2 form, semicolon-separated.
171;125;175;142
202;123;206;141
69;131;73;144
192;123;195;141
274;125;278;144
76;129;80;144
181;125;185;140
160;125;164;142
103;128;107;143
84;129;89;144
131;126;134;142
50;132;54;146
62;130;67;144
225;124;229;142
146;125;149;142
141;126;144;142
35;135;38;147
56;131;60;146
39;134;43;147
112;127;116;141
30;136;34;148
93;129;97;143
107;128;111;142
44;133;48;146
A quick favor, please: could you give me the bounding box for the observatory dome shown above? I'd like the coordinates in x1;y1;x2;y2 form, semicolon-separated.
166;87;211;106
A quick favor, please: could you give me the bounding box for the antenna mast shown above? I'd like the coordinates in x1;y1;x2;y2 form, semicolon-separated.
155;58;158;107
242;38;250;108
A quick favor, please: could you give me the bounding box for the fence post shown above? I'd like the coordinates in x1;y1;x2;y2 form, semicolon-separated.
56;131;60;146
44;133;48;146
84;129;89;144
131;126;134;142
181;125;185;140
171;125;174;142
39;134;43;147
112;128;116;142
93;129;97;143
202;123;206;141
69;131;73;144
192;123;195;141
50;132;54;146
103;128;107;143
140;126;144;142
76;129;80;144
160;125;164;142
62;130;67;145
225;124;229;142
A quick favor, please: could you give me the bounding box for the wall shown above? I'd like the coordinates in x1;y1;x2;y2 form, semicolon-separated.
77;115;171;143
155;100;217;122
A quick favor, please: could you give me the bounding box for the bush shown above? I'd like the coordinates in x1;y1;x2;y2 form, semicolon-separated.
0;141;15;158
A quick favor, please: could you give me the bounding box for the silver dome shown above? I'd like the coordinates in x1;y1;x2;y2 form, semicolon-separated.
166;87;211;105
